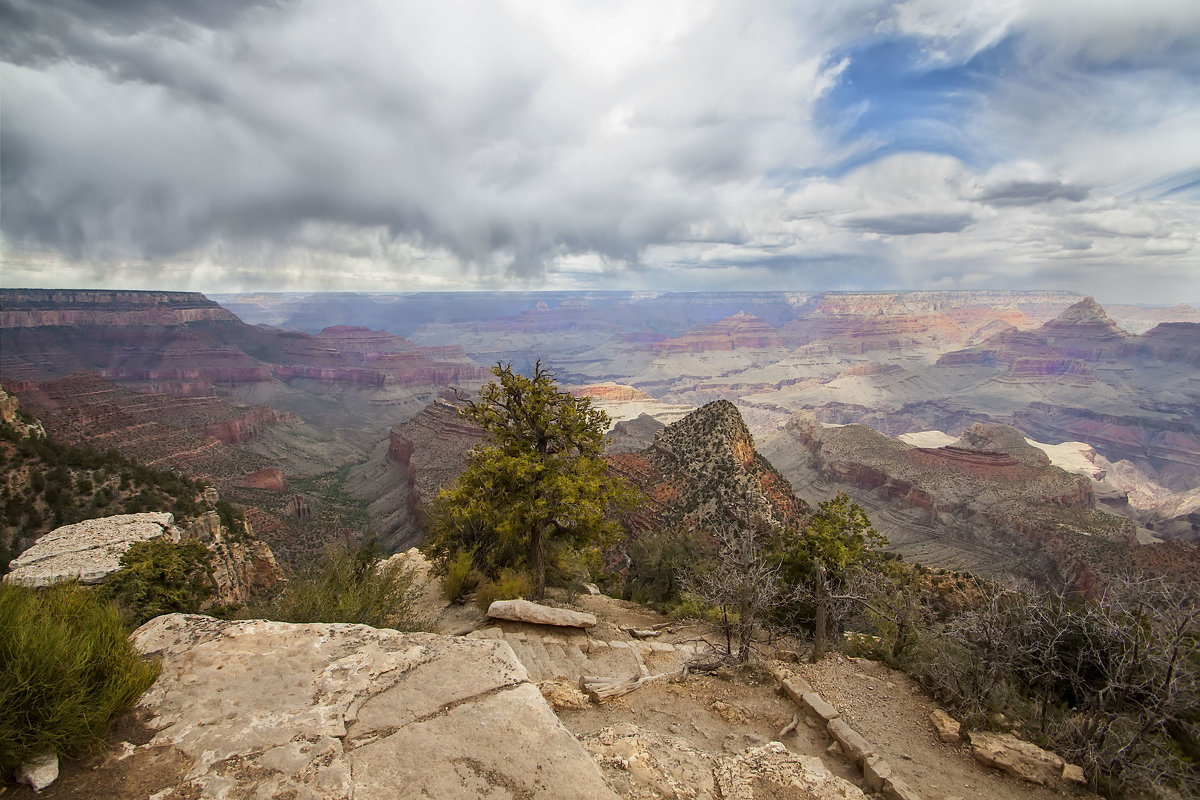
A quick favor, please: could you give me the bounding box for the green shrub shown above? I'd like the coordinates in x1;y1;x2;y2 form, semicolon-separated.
102;538;215;627
0;582;160;776
442;550;479;604
254;545;425;631
666;591;724;624
473;569;531;612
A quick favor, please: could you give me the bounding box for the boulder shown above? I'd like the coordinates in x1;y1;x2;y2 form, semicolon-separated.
802;692;840;722
715;742;868;799
16;752;59;792
929;708;962;744
1062;762;1087;784
863;755;892;793
827;718;874;767
487;598;598;628
4;513;179;587
781;675;815;702
969;730;1066;786
126;614;620;799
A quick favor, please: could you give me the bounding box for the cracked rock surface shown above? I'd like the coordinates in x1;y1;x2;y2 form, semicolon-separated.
128;614;621;799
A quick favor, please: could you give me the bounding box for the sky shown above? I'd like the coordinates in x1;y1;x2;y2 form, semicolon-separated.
1;0;1198;304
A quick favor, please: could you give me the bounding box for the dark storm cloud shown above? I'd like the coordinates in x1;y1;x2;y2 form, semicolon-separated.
978;179;1089;206
840;212;974;236
0;0;276;66
1;0;781;280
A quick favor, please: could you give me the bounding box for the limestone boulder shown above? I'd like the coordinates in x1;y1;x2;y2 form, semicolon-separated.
126;614;620;799
16;752;59;792
4;513;179;587
487;598;598;628
969;730;1069;786
929;708;962;744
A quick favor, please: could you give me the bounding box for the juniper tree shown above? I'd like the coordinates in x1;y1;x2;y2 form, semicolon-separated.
427;360;638;600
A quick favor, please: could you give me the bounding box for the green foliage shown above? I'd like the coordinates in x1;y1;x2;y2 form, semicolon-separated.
666;591;725;624
253;544;425;630
427;360;640;599
473;569;532;612
626;526;713;608
792;492;887;578
101;538;215;627
0;582;160;776
442;549;479;603
0;417;214;555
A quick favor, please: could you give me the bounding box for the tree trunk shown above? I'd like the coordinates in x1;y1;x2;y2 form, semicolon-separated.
811;560;828;663
530;524;546;600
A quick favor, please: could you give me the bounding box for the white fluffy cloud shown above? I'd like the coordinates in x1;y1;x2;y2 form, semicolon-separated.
0;0;1197;303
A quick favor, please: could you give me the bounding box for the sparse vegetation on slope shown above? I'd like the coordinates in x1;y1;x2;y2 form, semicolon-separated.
101;538;215;628
0;411;211;573
245;539;425;631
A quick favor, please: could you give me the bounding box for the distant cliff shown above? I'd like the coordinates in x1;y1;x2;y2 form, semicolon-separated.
0;289;240;327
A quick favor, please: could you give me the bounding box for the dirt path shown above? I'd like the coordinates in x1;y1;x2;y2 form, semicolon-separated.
555;593;1090;800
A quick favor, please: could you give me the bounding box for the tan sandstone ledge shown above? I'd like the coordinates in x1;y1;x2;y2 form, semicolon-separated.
124;614;620;799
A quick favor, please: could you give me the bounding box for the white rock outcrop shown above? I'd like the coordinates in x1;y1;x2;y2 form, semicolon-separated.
4;512;179;587
487;598;598;628
126;614;621;799
16;752;59;792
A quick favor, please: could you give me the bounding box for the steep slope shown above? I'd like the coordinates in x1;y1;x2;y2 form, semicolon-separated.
761;413;1200;593
610;400;810;533
0;392;284;602
346;395;486;551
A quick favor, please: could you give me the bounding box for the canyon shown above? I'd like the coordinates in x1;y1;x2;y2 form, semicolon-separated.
2;288;1197;586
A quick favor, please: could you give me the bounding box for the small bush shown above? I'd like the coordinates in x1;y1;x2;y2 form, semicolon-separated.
0;582;160;776
102;538;215;627
254;545;425;631
474;569;531;612
666;591;724;624
442;550;479;604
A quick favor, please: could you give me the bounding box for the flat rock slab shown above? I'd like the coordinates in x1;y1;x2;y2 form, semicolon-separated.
128;614;620;799
487;598;598;628
4;512;178;586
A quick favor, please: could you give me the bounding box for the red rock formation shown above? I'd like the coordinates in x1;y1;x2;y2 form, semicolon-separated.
196;406;296;444
654;312;782;352
937;297;1133;375
620;400;810;532
240;469;287;492
570;384;656;403
285;495;313;520
271;365;386;386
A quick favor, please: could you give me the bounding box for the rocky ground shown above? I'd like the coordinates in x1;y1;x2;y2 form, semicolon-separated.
554;594;1086;800
11;571;1096;800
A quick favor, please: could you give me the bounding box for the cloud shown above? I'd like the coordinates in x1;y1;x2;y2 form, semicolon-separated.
978;180;1088;207
842;212;974;235
0;0;1197;304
